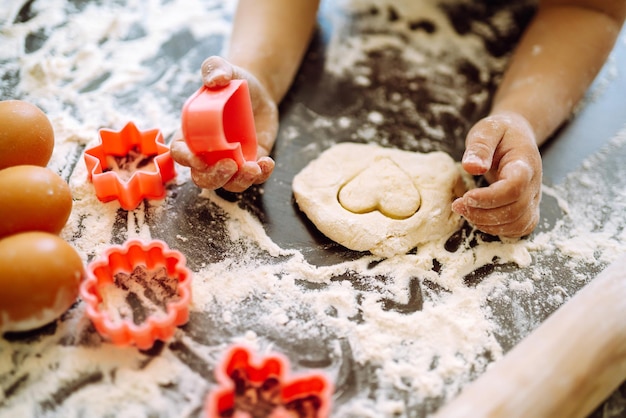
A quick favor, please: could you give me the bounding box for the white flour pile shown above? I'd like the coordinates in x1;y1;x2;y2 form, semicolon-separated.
1;0;626;417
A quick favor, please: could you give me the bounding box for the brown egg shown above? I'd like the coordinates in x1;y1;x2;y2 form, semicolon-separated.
0;232;84;333
0;165;73;239
0;100;55;170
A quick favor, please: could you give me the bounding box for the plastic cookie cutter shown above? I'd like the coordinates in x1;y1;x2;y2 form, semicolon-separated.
80;239;192;350
181;79;257;167
84;121;176;211
205;345;332;418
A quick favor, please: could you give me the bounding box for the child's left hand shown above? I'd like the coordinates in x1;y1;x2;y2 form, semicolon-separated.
451;111;542;237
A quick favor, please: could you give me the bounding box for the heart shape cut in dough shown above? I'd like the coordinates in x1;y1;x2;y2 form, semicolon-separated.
338;157;421;219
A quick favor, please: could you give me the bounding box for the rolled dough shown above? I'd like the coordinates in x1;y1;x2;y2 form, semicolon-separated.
292;143;470;257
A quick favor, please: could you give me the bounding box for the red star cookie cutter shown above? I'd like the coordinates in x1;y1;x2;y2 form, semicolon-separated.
84;121;176;210
181;79;257;167
80;239;192;350
205;345;332;418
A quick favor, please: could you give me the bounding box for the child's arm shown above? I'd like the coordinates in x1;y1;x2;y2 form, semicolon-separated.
453;0;626;237
493;0;625;143
171;0;320;192
227;0;321;106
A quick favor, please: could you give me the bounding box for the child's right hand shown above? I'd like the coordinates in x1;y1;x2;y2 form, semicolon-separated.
170;56;278;192
451;112;542;238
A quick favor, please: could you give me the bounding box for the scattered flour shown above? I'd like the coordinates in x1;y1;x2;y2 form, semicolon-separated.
1;0;626;417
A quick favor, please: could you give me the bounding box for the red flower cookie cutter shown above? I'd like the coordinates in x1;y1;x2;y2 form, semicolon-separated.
181;79;257;167
80;239;192;350
205;345;332;418
84;121;176;210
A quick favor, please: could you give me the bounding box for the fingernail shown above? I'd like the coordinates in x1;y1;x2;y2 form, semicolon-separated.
463;153;482;165
204;69;228;86
451;198;466;215
212;69;228;79
462;149;487;166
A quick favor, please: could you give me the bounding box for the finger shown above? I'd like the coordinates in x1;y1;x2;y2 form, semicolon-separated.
254;157;275;184
170;136;210;170
472;208;539;238
254;104;279;156
201;56;257;92
169;132;188;164
453;198;526;227
462;117;506;175
460;179;521;210
222;161;262;193
453;182;540;234
201;56;235;87
190;159;238;190
461;160;533;210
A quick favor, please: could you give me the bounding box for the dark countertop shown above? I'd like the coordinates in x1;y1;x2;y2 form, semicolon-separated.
1;1;625;417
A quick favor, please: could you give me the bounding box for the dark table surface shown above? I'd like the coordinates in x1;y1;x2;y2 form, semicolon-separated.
1;1;626;417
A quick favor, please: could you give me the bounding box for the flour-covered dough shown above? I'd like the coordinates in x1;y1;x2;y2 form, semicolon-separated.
292;143;470;257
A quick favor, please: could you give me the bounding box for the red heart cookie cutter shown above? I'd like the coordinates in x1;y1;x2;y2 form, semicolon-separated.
181;80;258;167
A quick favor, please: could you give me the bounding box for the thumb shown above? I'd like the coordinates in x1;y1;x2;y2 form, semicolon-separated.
201;56;235;87
462;117;505;176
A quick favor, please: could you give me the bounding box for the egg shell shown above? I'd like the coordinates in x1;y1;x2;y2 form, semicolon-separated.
0;100;55;170
0;165;73;239
0;232;84;333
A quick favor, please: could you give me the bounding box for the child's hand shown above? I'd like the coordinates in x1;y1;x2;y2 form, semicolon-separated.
170;133;275;192
451;112;542;237
170;56;278;192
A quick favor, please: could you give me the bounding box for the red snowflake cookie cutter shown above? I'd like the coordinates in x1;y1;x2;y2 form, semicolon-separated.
80;239;192;350
205;345;332;418
181;79;258;167
84;121;176;210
